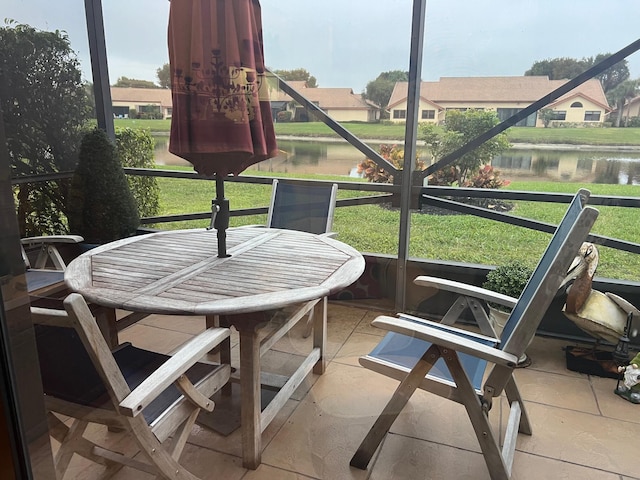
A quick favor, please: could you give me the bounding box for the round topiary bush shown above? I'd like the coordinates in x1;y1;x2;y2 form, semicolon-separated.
67;128;140;244
482;261;533;313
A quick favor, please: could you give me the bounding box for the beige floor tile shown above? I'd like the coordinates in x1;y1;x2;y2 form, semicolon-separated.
268;306;364;360
243;464;319;479
511;451;622;480
333;332;383;367
370;430;623;480
524;336;585;378
513;367;600;414
517;401;636;477
41;303;640;479
119;323;194;354
387;386;503;454
107;445;245;480
138;313;206;335
353;310;391;337
368;433;491;480
260;362;397;479
188;398;299;458
590;374;640;424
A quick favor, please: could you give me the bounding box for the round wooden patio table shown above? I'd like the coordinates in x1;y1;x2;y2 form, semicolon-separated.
64;227;365;468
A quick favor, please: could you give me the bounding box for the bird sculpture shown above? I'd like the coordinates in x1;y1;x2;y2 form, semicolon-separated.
565;242;599;315
563;243;631;344
562;243;639;378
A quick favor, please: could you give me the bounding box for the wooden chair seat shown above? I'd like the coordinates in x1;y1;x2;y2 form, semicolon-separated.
36;325;220;425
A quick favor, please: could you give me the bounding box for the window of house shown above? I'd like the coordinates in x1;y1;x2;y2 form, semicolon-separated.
584;111;601;121
551;110;566;121
421;109;435;119
570;101;583;108
496;108;536;127
393;110;406;119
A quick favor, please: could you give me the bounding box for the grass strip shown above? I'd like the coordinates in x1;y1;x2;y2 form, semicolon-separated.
152;167;640;280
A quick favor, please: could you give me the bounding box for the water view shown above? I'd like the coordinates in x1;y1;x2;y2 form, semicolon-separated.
154;135;640;185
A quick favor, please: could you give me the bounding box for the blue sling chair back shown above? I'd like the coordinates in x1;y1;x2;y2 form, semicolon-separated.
350;189;599;480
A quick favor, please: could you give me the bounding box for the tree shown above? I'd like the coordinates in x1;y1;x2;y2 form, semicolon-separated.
586;53;629;93
420;109;510;185
362;70;409;119
0;21;91;236
272;68;318;87
156;63;171;89
539;108;555;128
113;76;159;89
607;79;640;127
525;57;587;81
525;54;629;93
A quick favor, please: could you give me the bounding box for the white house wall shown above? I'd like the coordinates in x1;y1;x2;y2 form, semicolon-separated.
389;97;606;127
326;109;371;122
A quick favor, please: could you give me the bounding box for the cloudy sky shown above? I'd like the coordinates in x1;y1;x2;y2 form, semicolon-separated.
5;0;640;92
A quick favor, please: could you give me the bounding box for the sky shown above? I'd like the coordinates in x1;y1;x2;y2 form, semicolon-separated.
4;0;640;93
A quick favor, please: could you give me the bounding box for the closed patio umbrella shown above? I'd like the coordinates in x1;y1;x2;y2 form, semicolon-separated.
168;0;278;256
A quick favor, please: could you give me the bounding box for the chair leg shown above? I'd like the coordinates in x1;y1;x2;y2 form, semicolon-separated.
168;409;200;460
206;314;232;397
350;344;441;470
312;297;327;374
127;416;200;480
443;352;511;480
95;307;119;349
302;309;314;338
52;419;90;480
504;376;532;435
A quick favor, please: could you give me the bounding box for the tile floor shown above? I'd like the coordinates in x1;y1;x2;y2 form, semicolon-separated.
54;301;639;480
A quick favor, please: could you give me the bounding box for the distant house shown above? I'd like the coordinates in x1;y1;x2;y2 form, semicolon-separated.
269;82;380;123
615;95;640;124
110;87;173;119
110;82;380;123
387;76;611;127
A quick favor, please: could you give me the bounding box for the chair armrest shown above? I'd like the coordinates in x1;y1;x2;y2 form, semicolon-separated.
397;312;499;345
320;232;337;238
372;315;519;366
414;275;518;310
119;327;230;417
21;235;84;246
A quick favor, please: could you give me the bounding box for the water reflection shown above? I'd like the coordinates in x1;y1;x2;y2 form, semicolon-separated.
154;135;640;185
492;149;640;184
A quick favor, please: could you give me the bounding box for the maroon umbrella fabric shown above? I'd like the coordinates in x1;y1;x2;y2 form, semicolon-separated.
168;0;278;177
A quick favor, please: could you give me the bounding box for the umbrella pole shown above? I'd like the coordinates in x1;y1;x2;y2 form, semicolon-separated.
213;176;230;258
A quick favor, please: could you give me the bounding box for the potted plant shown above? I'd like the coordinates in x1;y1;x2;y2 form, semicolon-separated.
482;261;533;366
67;128;140;245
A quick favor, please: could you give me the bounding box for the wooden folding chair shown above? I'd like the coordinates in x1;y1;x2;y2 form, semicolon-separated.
350;189;599;480
22;235;83;298
267;178;338;236
31;293;231;480
268;179;338;337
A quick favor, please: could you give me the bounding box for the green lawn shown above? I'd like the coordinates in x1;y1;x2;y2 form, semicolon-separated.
151;167;640;281
115;118;640;146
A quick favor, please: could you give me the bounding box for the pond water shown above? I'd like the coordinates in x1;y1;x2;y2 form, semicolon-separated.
153;135;640;185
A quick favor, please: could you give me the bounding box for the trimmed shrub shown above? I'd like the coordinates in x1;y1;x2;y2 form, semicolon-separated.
67;128;139;243
115;127;160;218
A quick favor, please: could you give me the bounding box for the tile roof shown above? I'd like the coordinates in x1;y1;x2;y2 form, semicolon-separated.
387;76;610;110
268;83;376;110
110;87;173;107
